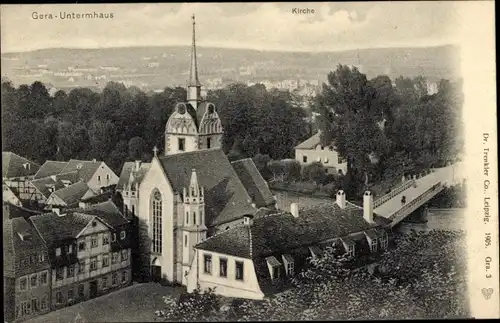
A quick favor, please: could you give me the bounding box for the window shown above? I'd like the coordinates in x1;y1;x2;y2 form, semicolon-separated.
90;257;98;271
122;271;128;283
112;273;118;285
39;252;45;262
78;284;84;298
152;191;162;253
120;231;126;240
91;235;98;248
40;272;48;285
78;241;86;251
186;211;189;225
348;245;355;257
67;245;73;254
56;247;61;256
20;277;27;291
273;266;280;279
79;261;85;274
102;254;109;267
235;261;244;281
178;138;185;151
102;276;108;289
31;274;38;288
286;262;294;276
302;156;307;163
184;234;188;247
21;301;28;316
69;264;76;277
103;233;110;245
131;205;135;215
380;235;388;250
204;254;212;274
324;157;329;164
97;175;101;184
31;298;38;312
112;233;117;242
207;138;211;149
369;239;378;252
56;267;64;280
192;212;196;225
68;289;74;301
56;291;64;304
316;156;321;162
106;174;110;184
112;252;119;264
40;296;47;310
121;249;128;261
219;258;227;278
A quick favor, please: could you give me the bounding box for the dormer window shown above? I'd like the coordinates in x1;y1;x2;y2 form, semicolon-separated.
341;237;356;258
23;163;31;170
369;239;378;252
208;104;215;114
55;247;61;257
265;256;282;280
282;254;295;276
76;164;83;170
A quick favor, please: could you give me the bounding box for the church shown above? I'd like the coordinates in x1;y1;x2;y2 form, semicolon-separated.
117;15;277;286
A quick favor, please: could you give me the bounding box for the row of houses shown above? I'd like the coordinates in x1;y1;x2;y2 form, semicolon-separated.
3;152;120;211
4;200;133;322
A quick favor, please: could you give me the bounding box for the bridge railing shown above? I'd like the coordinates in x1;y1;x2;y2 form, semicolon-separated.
374;179;416;208
389;182;443;221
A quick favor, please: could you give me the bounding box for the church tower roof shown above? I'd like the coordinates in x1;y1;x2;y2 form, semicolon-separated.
189;14;201;87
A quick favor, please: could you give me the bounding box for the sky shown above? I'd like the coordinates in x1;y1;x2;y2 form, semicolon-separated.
1;2;463;53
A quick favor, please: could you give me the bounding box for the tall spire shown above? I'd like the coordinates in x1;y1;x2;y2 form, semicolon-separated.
189;14;201;87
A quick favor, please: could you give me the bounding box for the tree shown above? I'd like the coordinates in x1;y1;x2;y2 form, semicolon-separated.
128;136;146;161
302;162;326;184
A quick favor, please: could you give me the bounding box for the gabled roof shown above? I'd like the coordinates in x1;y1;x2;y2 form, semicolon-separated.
30;211;97;246
30;177;66;199
4;216;48;278
196;202;390;259
294;132;321;149
34;161;69;179
3;202;41;222
157;149;255;226
50;181;92;206
60;159;103;183
116;161;151;191
2;152;40;178
231;158;275;208
74;200;129;228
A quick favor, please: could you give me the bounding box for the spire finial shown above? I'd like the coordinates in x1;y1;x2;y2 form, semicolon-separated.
189;14;200;87
153;146;158;157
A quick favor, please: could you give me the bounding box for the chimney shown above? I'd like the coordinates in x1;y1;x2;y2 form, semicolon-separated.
53;207;61;216
135;160;141;171
336;190;346;209
290;203;299;218
363;191;374;223
92;158;97;162
243;214;254;226
78;201;88;209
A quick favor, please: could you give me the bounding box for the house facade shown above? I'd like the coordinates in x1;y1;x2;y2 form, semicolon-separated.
294;132;348;175
188;190;391;299
3;152;41;206
4;217;51;322
29;201;132;311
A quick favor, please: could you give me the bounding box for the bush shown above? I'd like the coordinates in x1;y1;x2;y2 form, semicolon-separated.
302;162;326;183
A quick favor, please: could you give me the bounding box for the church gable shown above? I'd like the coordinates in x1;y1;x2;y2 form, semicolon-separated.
166;103;199;135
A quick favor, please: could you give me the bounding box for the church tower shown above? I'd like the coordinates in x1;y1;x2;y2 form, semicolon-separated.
181;169;207;285
164;15;224;156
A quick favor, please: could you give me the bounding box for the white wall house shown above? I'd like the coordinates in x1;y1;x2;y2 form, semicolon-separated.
294;132;348;175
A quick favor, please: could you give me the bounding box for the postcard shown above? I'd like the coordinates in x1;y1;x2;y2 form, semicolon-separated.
1;2;498;322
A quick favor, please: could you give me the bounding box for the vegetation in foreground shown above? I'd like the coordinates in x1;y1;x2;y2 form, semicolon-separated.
155;229;468;321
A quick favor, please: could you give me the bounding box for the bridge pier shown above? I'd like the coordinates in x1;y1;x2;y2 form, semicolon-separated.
403;204;429;224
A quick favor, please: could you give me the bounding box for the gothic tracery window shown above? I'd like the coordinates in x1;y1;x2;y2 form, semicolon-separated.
152;190;162;254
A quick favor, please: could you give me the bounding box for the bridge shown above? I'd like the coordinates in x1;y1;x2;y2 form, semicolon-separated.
373;162;465;227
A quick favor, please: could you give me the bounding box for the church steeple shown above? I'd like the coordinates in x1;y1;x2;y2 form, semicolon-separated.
187;14;202;108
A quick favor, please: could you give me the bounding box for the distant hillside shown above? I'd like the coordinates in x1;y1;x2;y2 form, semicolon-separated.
1;45;460;90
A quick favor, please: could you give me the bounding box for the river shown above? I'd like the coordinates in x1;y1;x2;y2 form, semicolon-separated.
271;189;466;233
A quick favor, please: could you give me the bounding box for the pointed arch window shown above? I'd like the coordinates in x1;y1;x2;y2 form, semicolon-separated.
152;190;162;253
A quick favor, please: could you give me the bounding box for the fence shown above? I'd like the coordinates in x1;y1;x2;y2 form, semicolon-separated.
389;182;443;222
373;179;415;208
